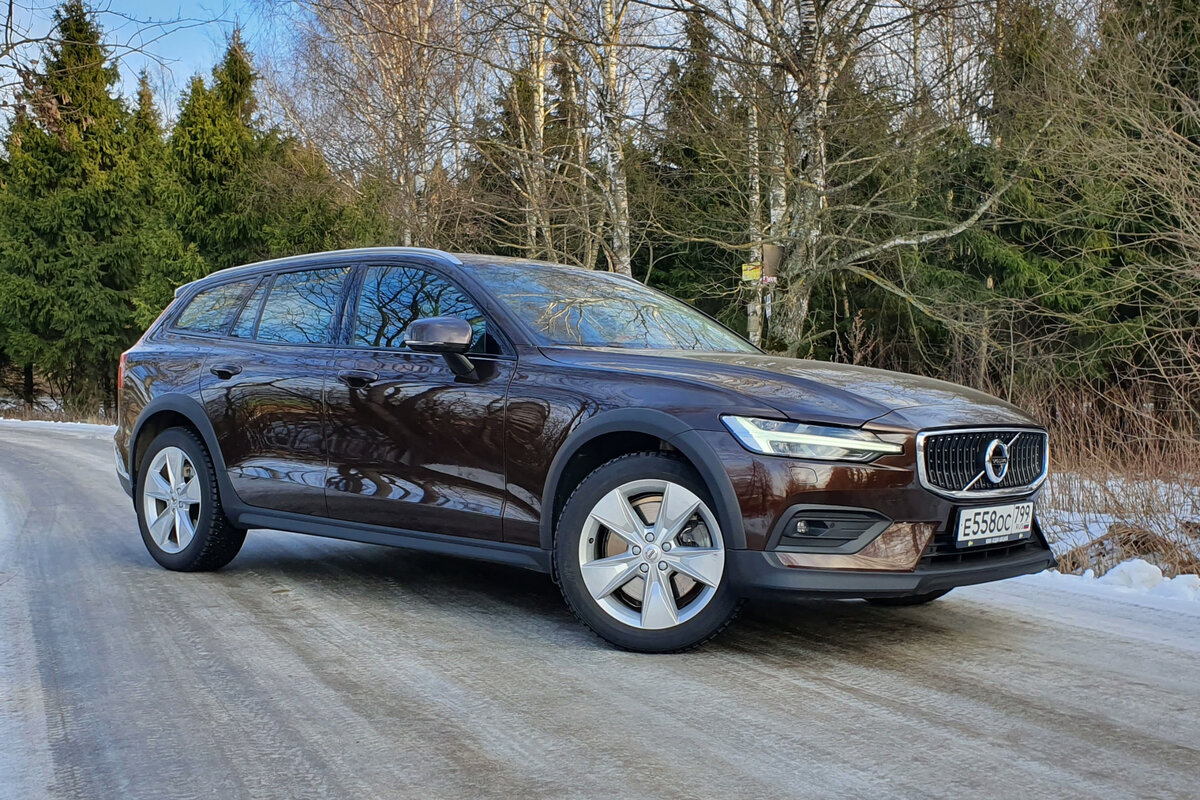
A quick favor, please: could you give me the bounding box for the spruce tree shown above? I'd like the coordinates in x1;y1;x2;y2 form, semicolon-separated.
129;71;206;327
170;37;265;272
0;0;139;409
169;31;369;274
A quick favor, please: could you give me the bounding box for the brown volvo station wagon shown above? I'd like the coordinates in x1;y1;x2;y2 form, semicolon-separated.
114;247;1055;651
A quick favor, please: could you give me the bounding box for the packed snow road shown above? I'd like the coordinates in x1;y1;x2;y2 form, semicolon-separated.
2;421;1198;799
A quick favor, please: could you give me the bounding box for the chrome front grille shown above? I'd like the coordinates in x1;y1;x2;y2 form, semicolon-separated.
917;428;1048;499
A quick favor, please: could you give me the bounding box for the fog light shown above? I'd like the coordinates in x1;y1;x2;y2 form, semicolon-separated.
774;508;892;552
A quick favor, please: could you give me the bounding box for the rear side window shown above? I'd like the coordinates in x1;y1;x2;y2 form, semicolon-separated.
354;265;486;353
230;279;268;338
255;267;349;344
174;279;257;334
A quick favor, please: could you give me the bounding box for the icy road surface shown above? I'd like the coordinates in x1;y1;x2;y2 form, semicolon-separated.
2;420;1197;799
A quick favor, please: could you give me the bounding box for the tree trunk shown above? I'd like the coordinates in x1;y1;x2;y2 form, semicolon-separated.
978;275;994;388
777;0;831;350
745;13;765;346
530;1;551;257
599;0;632;275
563;54;598;268
23;363;34;409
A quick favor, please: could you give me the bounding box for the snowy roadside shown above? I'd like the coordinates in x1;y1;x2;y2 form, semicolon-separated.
1011;562;1200;613
1039;470;1199;550
1037;470;1200;603
0;418;116;438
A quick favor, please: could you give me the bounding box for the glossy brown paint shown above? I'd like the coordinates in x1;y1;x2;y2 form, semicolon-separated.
499;365;600;546
198;338;334;517
539;348;1039;429
323;349;513;540
497;352;783;547
115;334;206;470
116;248;1054;596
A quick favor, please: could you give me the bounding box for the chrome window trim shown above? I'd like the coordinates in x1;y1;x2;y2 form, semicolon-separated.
915;427;1049;500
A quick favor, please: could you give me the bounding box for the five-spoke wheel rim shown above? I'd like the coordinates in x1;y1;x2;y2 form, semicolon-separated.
577;479;725;630
142;446;202;554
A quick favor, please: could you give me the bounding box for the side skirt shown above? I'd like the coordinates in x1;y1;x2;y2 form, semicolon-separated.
231;507;552;574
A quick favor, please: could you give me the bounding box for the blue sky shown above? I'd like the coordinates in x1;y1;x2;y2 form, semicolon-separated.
15;0;269;111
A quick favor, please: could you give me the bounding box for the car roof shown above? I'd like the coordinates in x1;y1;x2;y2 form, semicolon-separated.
175;247;608;297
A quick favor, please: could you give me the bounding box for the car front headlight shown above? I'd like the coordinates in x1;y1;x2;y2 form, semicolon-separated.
721;416;903;462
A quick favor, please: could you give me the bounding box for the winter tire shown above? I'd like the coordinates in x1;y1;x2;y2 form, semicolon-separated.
136;427;245;571
555;452;740;652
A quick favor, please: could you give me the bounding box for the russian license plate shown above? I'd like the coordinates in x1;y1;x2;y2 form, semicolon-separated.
956;502;1034;547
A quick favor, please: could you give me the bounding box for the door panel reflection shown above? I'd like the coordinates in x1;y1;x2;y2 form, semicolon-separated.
199;343;334;516
324;351;513;540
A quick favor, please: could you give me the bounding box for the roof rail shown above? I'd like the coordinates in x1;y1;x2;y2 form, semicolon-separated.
388;246;463;265
173;246;463;297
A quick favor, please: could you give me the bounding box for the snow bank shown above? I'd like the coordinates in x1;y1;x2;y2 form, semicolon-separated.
0;418;116;438
1013;559;1200;613
1096;559;1200;601
1039;471;1200;553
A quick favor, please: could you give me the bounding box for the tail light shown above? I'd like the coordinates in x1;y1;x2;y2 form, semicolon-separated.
118;350;128;389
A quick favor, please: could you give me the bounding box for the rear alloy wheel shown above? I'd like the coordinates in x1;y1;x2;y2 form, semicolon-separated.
556;453;740;652
136;428;245;571
142;445;202;554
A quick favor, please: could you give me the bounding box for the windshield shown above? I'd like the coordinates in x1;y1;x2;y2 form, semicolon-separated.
465;262;757;352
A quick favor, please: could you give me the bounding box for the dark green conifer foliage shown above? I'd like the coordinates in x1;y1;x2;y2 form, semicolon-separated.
170;34;265;272
0;0;139;408
636;11;744;324
169;31;376;276
130;71;206;327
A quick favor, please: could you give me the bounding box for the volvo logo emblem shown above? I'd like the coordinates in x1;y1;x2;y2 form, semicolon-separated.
983;439;1010;483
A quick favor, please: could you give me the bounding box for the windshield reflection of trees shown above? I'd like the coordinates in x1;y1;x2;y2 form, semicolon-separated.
473;266;751;351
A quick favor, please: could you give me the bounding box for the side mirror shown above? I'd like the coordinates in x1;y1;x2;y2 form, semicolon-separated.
404;317;473;354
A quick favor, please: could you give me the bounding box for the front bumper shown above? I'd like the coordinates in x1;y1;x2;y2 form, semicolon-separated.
727;545;1056;599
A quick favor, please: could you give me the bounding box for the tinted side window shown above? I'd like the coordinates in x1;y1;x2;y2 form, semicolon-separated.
256;268;349;344
230;278;268;338
354;266;486;353
174;279;257;334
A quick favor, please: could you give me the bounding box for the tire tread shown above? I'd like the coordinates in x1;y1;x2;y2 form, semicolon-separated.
138;427;245;571
554;451;743;653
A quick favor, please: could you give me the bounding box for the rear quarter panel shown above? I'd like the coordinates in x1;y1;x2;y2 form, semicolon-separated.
115;326;208;478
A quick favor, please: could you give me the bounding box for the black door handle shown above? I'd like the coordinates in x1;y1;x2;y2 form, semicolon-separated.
210;364;242;379
338;369;379;389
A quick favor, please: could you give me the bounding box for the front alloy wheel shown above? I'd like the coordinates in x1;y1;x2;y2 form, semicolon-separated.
579;479;725;630
556;452;740;652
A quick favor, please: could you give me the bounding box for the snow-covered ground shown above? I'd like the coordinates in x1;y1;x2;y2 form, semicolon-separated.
1036;470;1200;605
1014;561;1200;613
0;418;116;438
1039;470;1200;549
3;417;1197;608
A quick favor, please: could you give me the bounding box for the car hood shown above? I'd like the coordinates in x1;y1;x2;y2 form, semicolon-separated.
539;348;1040;430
